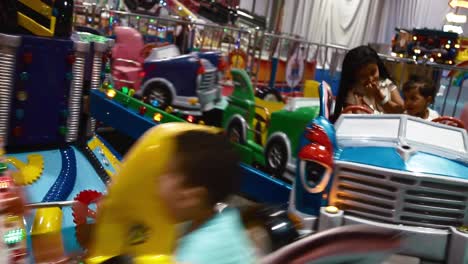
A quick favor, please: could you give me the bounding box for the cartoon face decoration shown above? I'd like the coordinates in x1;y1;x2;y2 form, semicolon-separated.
128;224;150;246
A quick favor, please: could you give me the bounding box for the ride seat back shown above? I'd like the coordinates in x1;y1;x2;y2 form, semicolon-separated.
112;26;145;63
111;27;145;90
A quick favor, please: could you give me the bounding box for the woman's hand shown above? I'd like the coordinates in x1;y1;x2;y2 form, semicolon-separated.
365;81;385;101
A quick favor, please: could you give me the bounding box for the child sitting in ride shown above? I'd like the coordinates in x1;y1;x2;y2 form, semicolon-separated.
86;123;256;264
402;75;440;120
159;130;256;264
333;46;405;121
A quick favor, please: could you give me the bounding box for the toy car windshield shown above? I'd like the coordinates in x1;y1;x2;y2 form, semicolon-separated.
285;98;320;111
335;114;467;155
146;44;181;60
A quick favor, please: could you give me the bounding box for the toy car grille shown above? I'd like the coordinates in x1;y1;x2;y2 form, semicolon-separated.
199;69;217;91
330;161;468;229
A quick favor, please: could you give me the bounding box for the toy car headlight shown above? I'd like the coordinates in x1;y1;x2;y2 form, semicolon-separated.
298;142;333;194
299;160;332;194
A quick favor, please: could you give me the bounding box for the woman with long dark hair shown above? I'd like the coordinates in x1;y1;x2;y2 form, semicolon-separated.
332;46;405;122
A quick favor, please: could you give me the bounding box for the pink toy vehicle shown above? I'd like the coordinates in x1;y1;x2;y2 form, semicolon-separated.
111;26;146;90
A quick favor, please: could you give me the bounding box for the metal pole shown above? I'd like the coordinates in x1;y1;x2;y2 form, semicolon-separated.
248;30;259;74
25;201;76;209
314;44;320;68
305;43;311;68
399;62;406;91
246;31;252;69
210;29;215;50
265;0;271;28
442;75;454;115
227;29;232;55
256;34;266;88
290;0;300;34
433;68;443;102
453;77;464;117
270;36;282;89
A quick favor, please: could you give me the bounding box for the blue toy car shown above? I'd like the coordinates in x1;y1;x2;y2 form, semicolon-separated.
289;114;468;263
138;44;226;112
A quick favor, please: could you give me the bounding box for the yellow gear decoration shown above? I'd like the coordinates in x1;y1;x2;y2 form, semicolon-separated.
6;154;44;185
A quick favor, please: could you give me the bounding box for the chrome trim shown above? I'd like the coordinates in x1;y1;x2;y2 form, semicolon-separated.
93;41;108;52
112;78;135;84
74;40;89;53
91;50;104;90
0;33;21;48
90;43;108;136
318;206;344;232
67;42;89;142
0;34;20;144
106;39;115;48
343;214;449;261
447;227;468;263
330;161;468;229
173;96;200;110
114;58;141;66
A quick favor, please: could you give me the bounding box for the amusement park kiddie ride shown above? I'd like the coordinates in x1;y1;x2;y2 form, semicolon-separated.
0;1;468;264
0;0;118;262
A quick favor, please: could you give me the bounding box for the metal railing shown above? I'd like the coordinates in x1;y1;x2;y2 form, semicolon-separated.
24;201;76;209
73;6;467;117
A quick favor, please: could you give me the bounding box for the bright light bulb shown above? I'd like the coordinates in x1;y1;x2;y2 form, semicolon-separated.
153;113;162;122
325;206;339;214
106;89;116;99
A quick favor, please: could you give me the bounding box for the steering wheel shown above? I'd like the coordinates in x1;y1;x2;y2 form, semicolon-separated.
432;116;465;129
140;42;171;59
342;105;373;114
140;43;157;59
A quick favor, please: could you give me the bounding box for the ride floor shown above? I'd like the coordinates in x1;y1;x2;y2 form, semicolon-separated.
7;141;114;258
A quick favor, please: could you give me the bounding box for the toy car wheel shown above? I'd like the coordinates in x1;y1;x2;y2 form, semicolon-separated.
263;91;283;102
265;139;288;177
227;120;245;144
258;89;283;102
143;82;172;110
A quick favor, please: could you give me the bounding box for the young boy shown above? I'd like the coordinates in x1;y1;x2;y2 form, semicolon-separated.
403;75;440;120
158;131;256;264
